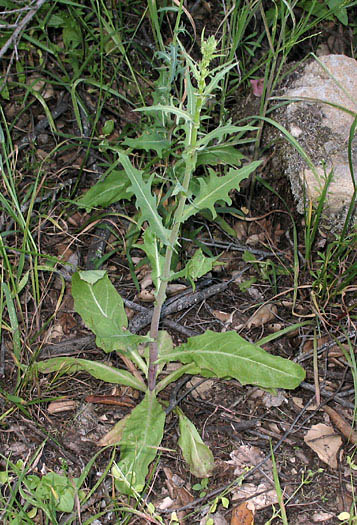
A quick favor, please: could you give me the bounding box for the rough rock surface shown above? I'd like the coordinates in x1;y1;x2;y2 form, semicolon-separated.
270;54;357;231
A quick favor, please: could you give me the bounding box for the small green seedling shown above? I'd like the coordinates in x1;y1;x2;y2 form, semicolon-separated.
192;477;210;498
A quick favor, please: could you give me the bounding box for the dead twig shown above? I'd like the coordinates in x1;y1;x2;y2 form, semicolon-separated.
129;279;235;334
0;0;48;60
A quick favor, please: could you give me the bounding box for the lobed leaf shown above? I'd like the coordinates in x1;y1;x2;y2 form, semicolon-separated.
196;124;257;148
119;153;171;245
112;391;166;494
196;145;245;167
135;105;193;123
181;163;261;222
157;330;305;390
172;248;220;288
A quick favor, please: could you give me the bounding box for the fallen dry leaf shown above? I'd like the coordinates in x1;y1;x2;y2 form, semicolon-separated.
323;405;357;444
59;312;77;335
48;400;77;414
246;233;265;246
247;304;277;329
139;270;152;291
232;481;278;510
187;377;215;400
227;445;271;476
85;395;135;408
233;220;247;240
211;309;234;323
261;390;286;408
231;501;254;524
312;511;335;522
302;336;329;353
162;466;194;522
292;397;319;411
167;283;187;296
304;423;342;469
125;307;135;320
137;289;155;302
27;75;54;99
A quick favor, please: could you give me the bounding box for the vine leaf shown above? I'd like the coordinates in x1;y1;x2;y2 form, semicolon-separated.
119;153;171;245
181;162;261;222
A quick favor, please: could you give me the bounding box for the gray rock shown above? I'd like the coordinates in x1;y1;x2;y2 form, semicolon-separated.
270;54;357;231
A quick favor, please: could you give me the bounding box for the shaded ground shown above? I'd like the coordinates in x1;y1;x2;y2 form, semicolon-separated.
1;2;357;524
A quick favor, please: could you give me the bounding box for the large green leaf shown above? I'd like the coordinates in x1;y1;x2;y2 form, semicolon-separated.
177;408;214;478
76;170;132;211
181;163;261;222
35;357;146;392
157;330;305;390
112;391;165;494
72;271;147;352
119;153;171;245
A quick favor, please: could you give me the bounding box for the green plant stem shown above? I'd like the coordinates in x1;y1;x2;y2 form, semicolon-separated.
147;83;204;391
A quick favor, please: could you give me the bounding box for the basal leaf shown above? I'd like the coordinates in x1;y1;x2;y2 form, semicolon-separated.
35;357;146;392
112;391;165;494
157;330;305;390
177;408;214;478
72;271;147;352
123;129;170;157
78;270;106;284
181;162;261;222
98;414;130;446
77;170;132;211
119;153;171;245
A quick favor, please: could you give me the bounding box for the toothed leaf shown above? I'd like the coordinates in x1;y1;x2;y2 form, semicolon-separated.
119;153;171;245
181;162;261;222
